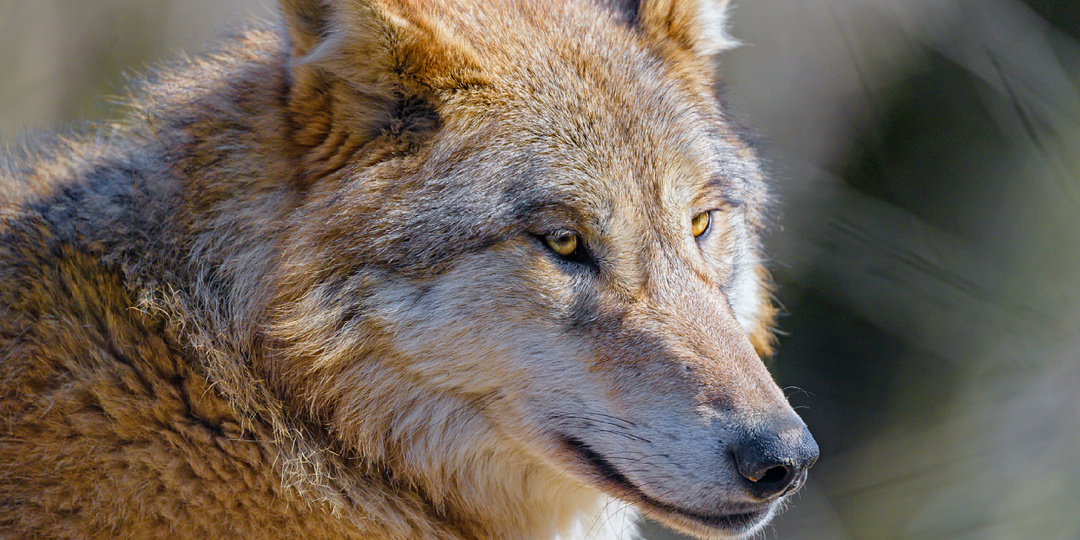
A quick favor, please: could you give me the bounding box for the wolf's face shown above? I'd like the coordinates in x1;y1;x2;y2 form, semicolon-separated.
269;0;817;538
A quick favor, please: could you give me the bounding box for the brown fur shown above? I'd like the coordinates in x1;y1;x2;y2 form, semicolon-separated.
0;1;812;539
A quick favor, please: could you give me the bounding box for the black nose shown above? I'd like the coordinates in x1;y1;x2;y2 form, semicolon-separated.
731;420;819;501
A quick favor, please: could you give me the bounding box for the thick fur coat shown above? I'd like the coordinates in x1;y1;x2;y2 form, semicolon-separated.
0;1;816;538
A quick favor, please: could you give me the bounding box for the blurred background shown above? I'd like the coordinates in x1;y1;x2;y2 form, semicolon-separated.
2;0;1078;538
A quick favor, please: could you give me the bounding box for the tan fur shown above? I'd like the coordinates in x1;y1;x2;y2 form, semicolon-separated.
0;1;812;539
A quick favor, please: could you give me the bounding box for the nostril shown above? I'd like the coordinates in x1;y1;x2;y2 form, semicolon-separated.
736;459;798;501
757;464;790;485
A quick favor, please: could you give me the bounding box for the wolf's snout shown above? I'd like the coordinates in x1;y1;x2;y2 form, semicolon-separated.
731;420;819;501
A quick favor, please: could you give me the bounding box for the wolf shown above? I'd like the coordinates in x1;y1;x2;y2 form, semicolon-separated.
0;0;817;538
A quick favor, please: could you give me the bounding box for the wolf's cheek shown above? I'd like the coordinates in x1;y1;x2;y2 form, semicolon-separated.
363;243;584;392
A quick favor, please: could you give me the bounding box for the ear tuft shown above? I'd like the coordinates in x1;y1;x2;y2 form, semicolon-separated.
638;0;739;56
692;0;739;54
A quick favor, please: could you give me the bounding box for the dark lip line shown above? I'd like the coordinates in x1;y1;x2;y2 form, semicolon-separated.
559;435;770;531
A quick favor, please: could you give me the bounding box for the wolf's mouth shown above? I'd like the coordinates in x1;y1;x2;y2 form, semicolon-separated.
559;436;772;535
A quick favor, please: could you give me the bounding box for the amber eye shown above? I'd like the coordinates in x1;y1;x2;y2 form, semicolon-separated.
691;211;711;237
544;232;579;257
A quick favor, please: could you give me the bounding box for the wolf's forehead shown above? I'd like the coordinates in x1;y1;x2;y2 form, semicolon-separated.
431;0;721;157
418;0;765;220
490;81;740;208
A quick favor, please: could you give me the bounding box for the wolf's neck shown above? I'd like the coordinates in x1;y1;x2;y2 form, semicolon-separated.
439;465;640;540
557;499;640;540
303;373;639;539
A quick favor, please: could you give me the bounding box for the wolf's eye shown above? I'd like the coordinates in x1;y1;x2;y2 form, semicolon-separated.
691;211;711;237
544;232;579;257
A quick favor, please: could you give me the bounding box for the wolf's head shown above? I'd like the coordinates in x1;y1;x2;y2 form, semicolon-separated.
264;0;817;538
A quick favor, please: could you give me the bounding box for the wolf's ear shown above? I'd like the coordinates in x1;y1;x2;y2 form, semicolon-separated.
279;0;488;91
278;0;489;183
634;0;738;56
279;0;333;58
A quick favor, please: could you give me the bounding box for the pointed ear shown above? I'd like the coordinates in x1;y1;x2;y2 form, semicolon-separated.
636;0;738;56
277;0;490;183
279;0;334;58
280;0;489;90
